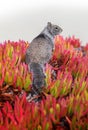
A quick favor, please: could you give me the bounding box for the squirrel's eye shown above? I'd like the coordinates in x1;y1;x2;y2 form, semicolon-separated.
55;27;58;30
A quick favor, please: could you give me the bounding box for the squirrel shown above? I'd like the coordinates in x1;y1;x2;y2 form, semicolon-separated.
25;22;63;95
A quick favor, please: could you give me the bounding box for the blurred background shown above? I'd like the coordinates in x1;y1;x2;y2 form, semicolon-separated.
0;0;88;45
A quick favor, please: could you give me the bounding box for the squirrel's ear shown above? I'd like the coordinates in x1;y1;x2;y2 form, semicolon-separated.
47;22;52;29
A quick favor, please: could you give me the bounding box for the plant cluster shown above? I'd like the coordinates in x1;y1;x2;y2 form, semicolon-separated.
0;36;88;130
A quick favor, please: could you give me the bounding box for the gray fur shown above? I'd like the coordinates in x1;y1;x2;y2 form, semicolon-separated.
25;22;63;94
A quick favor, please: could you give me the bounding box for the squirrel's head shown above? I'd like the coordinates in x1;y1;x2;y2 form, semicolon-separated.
47;22;63;37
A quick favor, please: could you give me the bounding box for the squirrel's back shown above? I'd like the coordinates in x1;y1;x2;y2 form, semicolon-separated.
26;34;53;65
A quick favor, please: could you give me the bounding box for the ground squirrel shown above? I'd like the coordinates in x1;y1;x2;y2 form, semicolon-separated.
25;22;63;95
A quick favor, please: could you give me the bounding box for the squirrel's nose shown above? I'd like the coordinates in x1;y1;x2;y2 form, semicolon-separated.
60;28;63;32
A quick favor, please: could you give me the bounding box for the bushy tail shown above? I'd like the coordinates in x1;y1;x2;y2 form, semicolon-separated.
30;62;46;94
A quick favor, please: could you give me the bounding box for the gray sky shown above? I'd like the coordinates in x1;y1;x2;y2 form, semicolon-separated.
0;0;88;45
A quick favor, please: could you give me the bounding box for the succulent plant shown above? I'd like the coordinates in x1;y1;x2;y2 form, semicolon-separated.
0;36;88;129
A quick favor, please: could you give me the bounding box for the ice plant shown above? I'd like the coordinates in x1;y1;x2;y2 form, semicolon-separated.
0;36;88;129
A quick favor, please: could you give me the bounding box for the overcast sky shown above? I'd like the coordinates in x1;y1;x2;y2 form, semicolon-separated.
0;0;88;45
